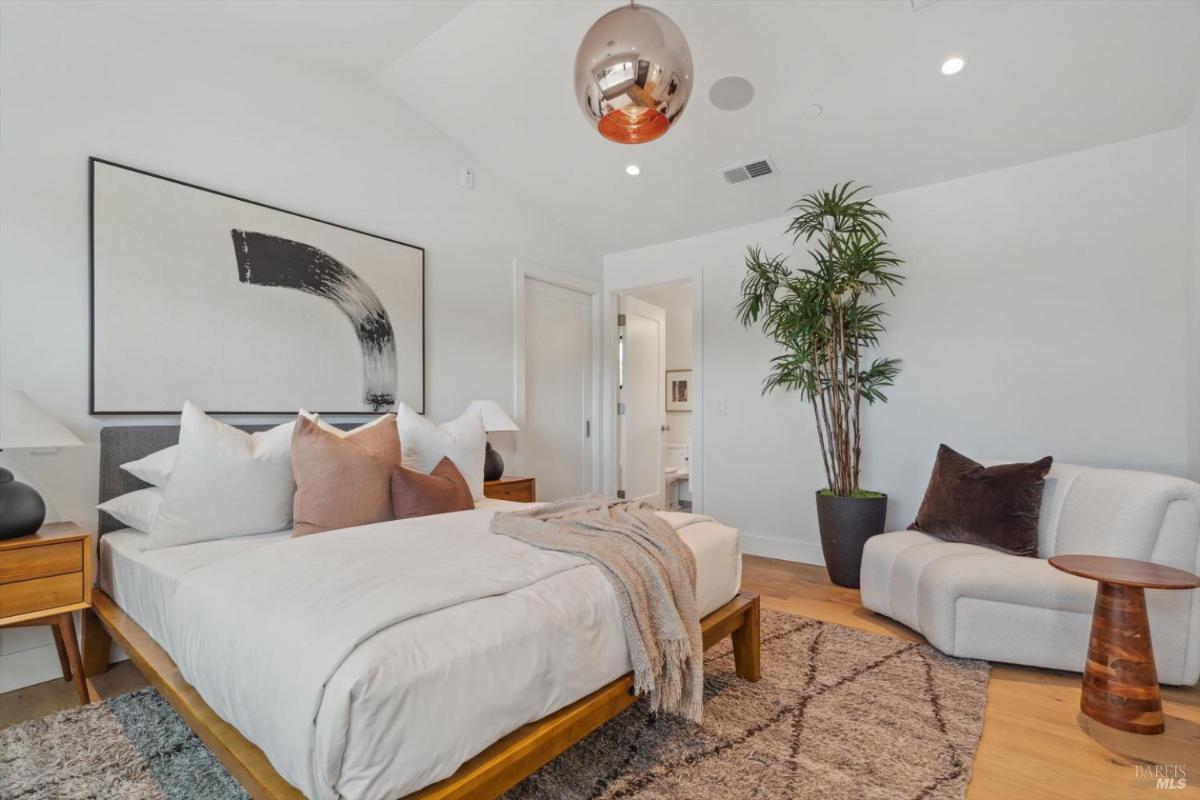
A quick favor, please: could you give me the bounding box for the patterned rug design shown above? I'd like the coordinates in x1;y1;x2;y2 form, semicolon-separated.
0;610;989;800
506;610;990;800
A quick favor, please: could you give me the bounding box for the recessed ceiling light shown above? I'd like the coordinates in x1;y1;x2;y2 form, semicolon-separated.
625;164;641;176
940;57;965;76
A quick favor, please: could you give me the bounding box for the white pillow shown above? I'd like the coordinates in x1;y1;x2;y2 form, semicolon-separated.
121;445;178;488
149;402;295;549
120;408;318;488
97;487;163;533
395;403;486;500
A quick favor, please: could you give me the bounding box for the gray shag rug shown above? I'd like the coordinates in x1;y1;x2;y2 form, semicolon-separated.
1;611;989;800
0;688;247;800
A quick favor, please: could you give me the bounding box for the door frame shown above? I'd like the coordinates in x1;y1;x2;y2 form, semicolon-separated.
602;266;703;513
512;258;602;490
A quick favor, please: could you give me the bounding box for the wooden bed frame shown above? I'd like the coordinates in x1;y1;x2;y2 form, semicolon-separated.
83;588;760;800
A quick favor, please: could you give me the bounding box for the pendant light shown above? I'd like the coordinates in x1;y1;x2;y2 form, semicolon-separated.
574;1;693;145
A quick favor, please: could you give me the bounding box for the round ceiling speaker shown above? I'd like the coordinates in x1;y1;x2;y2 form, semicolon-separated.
708;76;755;111
574;2;693;145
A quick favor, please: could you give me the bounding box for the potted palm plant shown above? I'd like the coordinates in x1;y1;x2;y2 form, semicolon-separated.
736;182;904;587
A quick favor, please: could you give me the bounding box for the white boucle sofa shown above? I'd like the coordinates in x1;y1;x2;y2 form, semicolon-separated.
860;462;1200;685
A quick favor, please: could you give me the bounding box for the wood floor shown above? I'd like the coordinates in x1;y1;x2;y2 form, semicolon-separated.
2;555;1197;799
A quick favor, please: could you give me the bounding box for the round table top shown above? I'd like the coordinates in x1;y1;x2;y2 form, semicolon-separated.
1049;555;1200;590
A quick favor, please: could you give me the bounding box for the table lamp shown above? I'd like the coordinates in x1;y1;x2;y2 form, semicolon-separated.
0;388;83;539
465;400;519;481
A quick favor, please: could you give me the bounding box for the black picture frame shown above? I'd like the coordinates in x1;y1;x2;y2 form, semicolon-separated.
88;157;426;416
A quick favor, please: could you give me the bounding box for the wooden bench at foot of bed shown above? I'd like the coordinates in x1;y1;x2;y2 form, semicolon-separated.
83;591;761;800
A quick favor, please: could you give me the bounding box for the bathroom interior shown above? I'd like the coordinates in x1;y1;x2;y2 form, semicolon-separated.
620;281;693;511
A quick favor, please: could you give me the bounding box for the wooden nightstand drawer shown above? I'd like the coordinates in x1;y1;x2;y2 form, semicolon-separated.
0;541;83;585
484;477;536;503
0;572;83;617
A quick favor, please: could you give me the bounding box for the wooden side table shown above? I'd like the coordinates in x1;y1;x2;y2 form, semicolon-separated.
0;522;93;704
1049;554;1200;735
483;476;536;503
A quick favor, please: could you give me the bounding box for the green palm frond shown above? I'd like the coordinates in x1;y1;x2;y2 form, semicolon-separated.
736;181;907;495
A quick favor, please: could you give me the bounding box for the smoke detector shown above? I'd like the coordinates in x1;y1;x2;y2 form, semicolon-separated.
721;156;777;185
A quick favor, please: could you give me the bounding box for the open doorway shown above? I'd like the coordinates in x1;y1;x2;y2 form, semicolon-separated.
616;281;694;511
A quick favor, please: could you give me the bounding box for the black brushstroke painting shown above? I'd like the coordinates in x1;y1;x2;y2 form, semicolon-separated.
231;230;398;411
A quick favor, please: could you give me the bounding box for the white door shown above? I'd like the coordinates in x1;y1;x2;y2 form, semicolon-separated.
619;295;666;508
523;277;593;500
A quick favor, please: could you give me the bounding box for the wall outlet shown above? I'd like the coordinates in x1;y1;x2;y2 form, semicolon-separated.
715;398;727;416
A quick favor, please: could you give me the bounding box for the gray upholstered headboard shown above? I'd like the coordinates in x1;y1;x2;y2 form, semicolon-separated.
98;422;354;535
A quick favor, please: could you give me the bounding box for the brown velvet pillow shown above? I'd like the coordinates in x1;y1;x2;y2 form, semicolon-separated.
291;414;402;537
909;444;1052;557
391;457;474;520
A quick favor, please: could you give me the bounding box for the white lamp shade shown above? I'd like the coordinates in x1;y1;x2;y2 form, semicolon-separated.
0;389;84;449
465;400;519;433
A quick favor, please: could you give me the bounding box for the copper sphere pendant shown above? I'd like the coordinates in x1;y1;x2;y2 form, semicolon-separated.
574;3;693;145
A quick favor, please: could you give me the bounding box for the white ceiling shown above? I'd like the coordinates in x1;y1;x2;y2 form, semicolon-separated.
85;1;1200;255
91;0;471;78
376;0;1200;253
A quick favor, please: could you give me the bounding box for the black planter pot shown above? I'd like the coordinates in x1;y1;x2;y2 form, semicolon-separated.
814;491;888;588
0;467;46;540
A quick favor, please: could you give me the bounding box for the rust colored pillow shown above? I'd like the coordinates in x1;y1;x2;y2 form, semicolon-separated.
909;444;1052;557
390;457;474;520
291;414;402;537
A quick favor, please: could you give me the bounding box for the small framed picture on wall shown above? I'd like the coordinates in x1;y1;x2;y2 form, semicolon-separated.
666;369;693;412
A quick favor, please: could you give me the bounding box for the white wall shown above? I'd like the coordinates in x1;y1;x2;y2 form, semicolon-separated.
1189;93;1200;482
606;130;1191;564
627;283;693;447
0;2;599;691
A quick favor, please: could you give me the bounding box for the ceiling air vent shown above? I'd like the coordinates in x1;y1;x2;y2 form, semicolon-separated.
722;157;777;185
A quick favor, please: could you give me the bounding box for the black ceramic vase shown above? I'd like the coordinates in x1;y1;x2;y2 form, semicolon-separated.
484;441;505;482
814;491;888;588
0;467;46;540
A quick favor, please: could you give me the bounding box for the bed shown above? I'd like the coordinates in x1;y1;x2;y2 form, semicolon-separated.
83;425;761;800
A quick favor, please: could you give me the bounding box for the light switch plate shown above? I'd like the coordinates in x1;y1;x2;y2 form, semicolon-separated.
715;398;727;416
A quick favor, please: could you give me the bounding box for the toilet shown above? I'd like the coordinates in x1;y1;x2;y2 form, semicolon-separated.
664;438;692;511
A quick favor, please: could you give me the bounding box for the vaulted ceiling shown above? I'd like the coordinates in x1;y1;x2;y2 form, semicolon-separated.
91;0;1200;254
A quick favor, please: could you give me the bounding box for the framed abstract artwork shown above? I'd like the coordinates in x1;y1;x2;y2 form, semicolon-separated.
89;158;424;414
666;369;692;412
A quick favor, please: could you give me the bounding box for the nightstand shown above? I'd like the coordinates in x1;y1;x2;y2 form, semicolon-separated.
0;522;93;703
483;476;536;503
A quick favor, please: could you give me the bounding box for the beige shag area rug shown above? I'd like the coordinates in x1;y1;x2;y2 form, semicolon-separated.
0;610;989;800
505;609;990;800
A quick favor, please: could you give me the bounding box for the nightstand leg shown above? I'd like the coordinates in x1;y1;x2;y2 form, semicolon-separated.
56;612;89;705
50;624;72;681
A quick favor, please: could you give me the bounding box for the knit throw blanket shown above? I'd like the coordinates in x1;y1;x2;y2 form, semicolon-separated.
491;495;704;722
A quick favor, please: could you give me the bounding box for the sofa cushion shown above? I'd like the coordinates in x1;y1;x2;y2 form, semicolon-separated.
861;531;998;630
860;531;937;618
886;539;1005;631
910;445;1052;557
920;552;1096;619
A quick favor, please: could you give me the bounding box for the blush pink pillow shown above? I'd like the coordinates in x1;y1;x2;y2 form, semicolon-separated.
390;457;474;520
291;414;402;536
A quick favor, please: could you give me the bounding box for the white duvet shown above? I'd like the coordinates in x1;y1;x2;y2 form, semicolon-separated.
157;505;735;800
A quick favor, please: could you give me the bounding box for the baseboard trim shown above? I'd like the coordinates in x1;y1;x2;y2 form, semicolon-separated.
740;534;825;566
